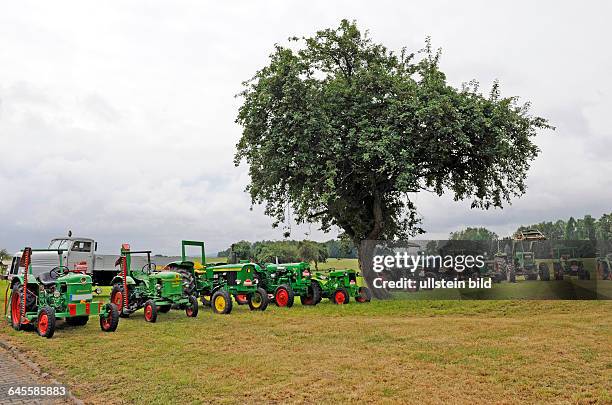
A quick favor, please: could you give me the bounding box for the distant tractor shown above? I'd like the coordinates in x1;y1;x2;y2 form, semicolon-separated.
257;262;321;307
6;247;119;338
312;269;371;304
551;247;590;281
512;229;549;281
109;244;199;322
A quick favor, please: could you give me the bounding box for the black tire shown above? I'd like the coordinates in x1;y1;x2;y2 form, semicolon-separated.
9;283;24;331
248;288;269;311
37;307;56;339
143;300;158;323
331;288;349;304
300;282;321;306
509;269;516;283
158;305;171;313
355;286;372;303
274;284;294;308
65;316;89;326
539;263;550;281
111;284;130;318
177;269;196;296
100;303;119;332
313;281;324;304
211;290;233;314
553;263;564;280
186;295;199;317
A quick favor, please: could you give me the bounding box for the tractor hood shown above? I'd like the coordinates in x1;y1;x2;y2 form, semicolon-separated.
58;272;92;285
153;271;182;281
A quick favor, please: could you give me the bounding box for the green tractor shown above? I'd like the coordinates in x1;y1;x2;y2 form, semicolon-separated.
512;230;549;281
6;247;119;338
109;244;198;322
163;240;269;315
551;246;590;281
256;262;321;307
312;268;371;304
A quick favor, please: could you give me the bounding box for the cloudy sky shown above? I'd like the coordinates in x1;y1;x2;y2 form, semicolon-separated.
1;1;610;255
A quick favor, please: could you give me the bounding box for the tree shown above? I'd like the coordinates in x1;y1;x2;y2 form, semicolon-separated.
235;20;552;298
298;240;328;270
449;227;498;240
565;217;577;240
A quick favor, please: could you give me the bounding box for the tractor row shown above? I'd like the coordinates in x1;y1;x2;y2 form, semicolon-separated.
4;240;371;338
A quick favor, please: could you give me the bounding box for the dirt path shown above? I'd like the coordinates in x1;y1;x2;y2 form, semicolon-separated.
0;344;72;405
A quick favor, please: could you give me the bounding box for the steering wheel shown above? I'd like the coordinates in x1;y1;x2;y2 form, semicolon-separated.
142;263;157;273
49;266;70;279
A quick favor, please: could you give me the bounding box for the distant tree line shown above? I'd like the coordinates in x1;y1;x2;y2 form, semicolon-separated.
217;238;357;269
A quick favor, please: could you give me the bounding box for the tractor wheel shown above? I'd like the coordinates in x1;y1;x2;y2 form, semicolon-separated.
508;269;516;283
274;285;294;308
100;303;119;332
312;281;323;304
10;284;24;331
65;316;89;326
248;288;269;311
185;295;199;317
539;263;550;281
553;263;564;280
158;305;171;313
143;300;158;323
332;288;349;305
355;286;372;303
300;282;321;306
37;307;56;339
177;269;196;296
211;290;233;314
235;294;249;305
111;285;129;317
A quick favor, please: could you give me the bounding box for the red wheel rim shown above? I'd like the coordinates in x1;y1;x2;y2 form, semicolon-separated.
237;294;247;303
144;305;153;321
11;292;20;325
38;313;49;335
113;292;123;311
101;314;111;330
356;295;366;303
276;289;289;307
335;291;345;304
186;307;193;316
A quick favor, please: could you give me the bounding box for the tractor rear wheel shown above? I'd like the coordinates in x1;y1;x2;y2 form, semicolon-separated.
274;285;294;308
355;286;372;303
332;288;349;305
100;303;119;332
111;285;130;317
212;290;232;314
10;284;23;331
143;300;158;323
185;295;199;317
300;282;321;306
65;316;89;326
248;288;269;311
37;307;56;338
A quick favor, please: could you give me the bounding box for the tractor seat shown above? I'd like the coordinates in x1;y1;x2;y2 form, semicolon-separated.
37;271;57;287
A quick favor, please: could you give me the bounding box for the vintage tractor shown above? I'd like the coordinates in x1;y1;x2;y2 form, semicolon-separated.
256;262;321;307
512;230;549;281
312;269;371;304
163;240;268;314
5;247;119;338
109;244;198;322
596;254;612;280
551;246;590;280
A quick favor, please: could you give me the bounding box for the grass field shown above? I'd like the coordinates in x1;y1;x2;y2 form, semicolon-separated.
1;266;611;403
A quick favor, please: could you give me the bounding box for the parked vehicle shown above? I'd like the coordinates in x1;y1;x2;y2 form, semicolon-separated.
6;247;119;338
256;262;321;307
312;269;371;304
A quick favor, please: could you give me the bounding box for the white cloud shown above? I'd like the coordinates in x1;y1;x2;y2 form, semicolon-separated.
1;1;611;254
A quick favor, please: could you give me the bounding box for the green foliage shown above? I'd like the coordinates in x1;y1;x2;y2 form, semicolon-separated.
518;212;612;241
297;240;328;270
235;19;551;253
449;227;498;240
0;249;9;262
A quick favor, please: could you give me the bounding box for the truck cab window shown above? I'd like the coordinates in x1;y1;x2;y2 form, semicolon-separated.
10;257;19;275
72;241;92;252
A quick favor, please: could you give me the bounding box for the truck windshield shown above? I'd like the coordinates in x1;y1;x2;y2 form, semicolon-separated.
49;239;70;250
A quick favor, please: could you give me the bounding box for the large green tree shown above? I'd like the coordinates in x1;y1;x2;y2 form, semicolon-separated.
449;227;498;240
235;20;551;297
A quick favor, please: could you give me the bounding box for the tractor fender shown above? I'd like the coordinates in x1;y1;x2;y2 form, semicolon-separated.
110;275;136;286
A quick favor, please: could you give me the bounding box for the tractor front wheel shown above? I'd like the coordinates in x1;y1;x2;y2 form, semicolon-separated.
355;287;372;303
111;285;129;317
10;284;23;331
211;290;232;314
143;300;158;323
275;285;294;308
300;282;321;306
332;288;349;305
248;288;269;311
65;316;89;326
100;303;119;332
185;295;199;317
37;307;56;339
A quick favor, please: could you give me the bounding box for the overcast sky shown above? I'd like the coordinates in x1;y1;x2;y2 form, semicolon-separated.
1;1;610;255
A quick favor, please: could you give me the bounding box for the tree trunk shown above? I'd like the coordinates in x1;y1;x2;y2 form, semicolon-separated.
357;240;391;299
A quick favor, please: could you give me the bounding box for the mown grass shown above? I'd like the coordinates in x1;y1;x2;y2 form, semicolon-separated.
1;277;611;403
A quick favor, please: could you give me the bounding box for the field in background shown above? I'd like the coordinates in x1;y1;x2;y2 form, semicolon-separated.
0;279;610;404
